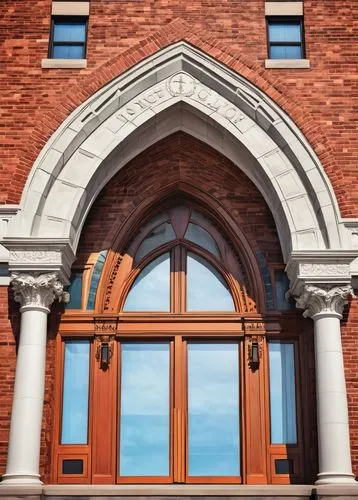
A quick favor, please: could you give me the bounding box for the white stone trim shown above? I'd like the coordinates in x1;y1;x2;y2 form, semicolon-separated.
41;58;87;69
11;272;67;310
3;42;354;265
51;1;89;16
0;206;20;261
1;272;67;485
265;2;303;17
2;484;358;496
295;284;353;318
293;284;356;485
4;240;75;285
265;59;310;69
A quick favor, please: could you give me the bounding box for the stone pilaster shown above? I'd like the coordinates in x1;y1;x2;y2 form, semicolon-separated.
294;284;356;485
1;272;67;485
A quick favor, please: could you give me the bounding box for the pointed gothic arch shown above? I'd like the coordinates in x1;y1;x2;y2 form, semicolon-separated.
5;42;349;266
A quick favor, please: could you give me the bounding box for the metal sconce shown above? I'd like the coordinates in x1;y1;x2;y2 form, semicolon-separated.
248;336;263;370
95;335;114;370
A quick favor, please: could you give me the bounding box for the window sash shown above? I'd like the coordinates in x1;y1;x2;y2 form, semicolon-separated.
61;340;90;445
50;16;88;59
267;18;305;59
268;341;298;445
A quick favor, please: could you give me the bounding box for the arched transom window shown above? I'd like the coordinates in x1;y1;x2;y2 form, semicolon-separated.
122;206;237;313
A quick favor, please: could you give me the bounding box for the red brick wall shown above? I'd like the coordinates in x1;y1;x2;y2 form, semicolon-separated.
0;0;357;214
77;133;282;264
0;0;357;483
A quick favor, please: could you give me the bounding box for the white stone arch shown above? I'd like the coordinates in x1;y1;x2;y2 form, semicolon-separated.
7;42;350;264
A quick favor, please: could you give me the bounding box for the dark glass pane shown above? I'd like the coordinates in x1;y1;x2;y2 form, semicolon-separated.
270;45;301;59
275;270;294;310
269;22;301;42
275;459;293;475
188;343;240;476
269;342;297;444
135;223;176;263
119;343;170;476
123;253;170;312
61;341;90;444
53;44;85;59
187;253;235;311
62;459;83;475
65;273;83;309
53;21;86;42
184;223;220;258
87;250;107;310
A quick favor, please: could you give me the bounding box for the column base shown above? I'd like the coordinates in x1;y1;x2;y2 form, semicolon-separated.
316;472;357;485
0;473;43;485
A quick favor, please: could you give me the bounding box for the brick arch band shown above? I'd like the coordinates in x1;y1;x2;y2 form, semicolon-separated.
6;42;349;270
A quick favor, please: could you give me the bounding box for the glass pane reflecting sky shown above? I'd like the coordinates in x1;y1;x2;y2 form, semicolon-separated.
269;342;297;444
270;45;301;59
269;22;301;42
187;253;235;311
61;341;90;444
54;22;86;42
119;343;170;476
135;223;176;263
184;223;220;258
188;343;240;476
124;253;170;311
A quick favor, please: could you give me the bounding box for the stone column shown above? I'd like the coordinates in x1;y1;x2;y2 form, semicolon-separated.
296;284;356;485
1;273;66;485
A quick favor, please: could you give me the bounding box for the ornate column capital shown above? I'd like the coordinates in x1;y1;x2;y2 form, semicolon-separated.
11;272;69;312
294;284;354;318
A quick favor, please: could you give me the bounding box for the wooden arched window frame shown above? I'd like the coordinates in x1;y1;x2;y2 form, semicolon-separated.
53;201;307;486
107;204;254;315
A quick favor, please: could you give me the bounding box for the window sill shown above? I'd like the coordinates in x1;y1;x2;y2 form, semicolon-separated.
265;59;310;69
41;58;87;69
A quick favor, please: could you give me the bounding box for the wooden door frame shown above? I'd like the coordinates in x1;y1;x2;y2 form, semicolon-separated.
51;312;307;485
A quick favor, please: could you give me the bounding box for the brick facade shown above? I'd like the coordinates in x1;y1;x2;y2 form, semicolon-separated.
0;0;357;484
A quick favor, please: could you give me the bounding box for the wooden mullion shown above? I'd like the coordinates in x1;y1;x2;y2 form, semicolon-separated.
173;336;185;483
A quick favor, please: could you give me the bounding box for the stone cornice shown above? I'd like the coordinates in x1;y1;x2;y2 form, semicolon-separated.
11;272;69;311
3;238;75;285
286;251;356;296
293;284;354;318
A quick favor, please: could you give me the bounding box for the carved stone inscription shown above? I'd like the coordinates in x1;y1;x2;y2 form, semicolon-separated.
116;72;251;133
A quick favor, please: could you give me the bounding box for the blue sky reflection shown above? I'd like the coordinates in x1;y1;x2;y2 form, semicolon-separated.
119;343;170;476
188;343;240;476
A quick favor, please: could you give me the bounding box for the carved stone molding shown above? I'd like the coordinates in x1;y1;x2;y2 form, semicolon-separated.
294;284;354;318
11;272;68;311
299;263;351;277
9;250;62;264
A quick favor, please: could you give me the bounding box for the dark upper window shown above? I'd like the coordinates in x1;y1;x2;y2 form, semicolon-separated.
50;17;87;59
267;18;304;59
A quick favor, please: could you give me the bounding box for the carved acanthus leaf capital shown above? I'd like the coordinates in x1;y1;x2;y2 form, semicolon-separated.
11;272;68;310
294;284;354;318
